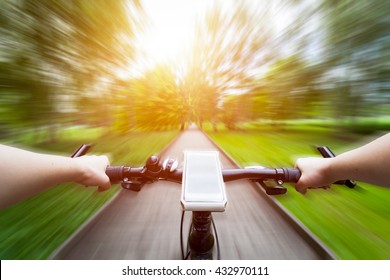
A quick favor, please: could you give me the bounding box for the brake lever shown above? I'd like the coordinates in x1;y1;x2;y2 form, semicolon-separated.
260;181;287;195
121;155;163;192
121;178;146;192
245;166;287;195
316;146;356;188
71;144;92;158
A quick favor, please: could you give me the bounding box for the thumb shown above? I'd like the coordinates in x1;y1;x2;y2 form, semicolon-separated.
295;178;307;195
98;175;111;192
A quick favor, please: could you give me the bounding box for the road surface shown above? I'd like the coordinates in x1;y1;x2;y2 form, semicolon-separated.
56;126;329;259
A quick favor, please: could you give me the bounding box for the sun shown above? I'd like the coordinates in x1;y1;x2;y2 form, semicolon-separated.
132;0;208;72
138;0;195;64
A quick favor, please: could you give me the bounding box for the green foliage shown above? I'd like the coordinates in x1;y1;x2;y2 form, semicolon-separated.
1;0;390;136
181;0;275;126
320;0;390;118
132;65;189;130
0;0;142;134
217;0;390;127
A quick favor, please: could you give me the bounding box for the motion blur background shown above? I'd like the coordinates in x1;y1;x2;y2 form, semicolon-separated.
1;0;389;134
0;0;389;259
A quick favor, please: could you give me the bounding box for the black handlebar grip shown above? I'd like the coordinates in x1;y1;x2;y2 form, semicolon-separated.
105;166;125;183
283;168;301;183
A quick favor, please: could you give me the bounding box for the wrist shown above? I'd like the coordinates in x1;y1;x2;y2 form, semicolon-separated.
327;156;349;183
69;157;90;184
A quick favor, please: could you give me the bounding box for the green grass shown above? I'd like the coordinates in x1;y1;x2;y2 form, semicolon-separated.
207;129;390;259
240;116;390;135
0;128;178;259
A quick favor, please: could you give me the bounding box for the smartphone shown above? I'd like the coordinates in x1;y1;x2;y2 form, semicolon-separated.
181;151;227;212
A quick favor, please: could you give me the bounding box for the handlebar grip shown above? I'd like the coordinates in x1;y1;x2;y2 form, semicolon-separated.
106;166;125;183
283;168;301;183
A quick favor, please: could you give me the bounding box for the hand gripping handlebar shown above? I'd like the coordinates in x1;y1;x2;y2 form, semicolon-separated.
104;158;301;195
71;144;355;195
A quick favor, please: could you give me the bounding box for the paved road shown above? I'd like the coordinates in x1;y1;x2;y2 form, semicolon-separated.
58;126;325;259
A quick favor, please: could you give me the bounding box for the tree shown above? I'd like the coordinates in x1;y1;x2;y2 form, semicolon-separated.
321;0;390;118
128;64;187;131
181;0;275;127
0;0;143;139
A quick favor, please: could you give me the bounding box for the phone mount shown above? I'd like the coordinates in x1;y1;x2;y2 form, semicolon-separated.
181;151;227;212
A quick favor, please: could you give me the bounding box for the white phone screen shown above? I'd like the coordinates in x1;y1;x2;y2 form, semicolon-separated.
181;151;227;212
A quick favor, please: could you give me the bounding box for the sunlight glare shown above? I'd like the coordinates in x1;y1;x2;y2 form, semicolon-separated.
117;0;314;80
135;0;207;70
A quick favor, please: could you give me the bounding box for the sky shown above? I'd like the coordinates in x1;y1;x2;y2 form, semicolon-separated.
117;0;324;79
116;0;209;79
138;0;207;63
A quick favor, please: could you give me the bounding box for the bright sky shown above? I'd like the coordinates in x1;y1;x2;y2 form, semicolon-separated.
116;0;321;79
116;0;210;79
139;0;206;62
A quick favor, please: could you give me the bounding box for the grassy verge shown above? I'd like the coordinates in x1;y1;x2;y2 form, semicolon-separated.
206;128;390;259
0;128;178;259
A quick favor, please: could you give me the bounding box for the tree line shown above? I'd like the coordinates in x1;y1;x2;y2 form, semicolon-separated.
1;0;389;137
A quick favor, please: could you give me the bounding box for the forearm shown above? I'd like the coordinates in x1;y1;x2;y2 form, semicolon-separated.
330;133;390;187
0;145;82;208
295;133;390;194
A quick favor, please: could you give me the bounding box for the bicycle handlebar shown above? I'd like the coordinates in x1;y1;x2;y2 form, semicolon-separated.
105;160;301;195
105;165;301;184
71;144;354;195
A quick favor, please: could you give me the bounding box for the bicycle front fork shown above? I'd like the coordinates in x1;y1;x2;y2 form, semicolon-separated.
188;211;214;260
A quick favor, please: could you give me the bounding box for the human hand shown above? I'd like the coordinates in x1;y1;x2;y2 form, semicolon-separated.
73;155;111;192
294;157;334;194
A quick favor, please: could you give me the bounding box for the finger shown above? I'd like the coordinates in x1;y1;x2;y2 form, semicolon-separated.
98;176;111;192
295;182;307;195
308;185;331;190
101;155;110;166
